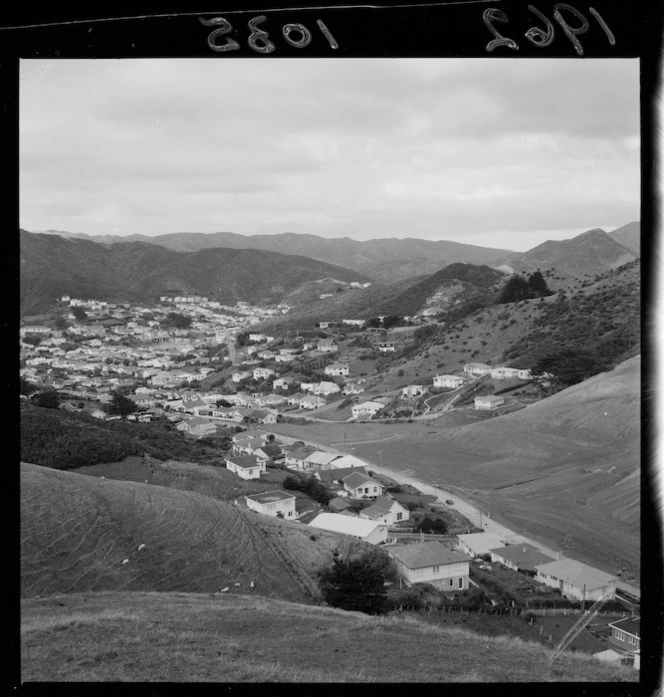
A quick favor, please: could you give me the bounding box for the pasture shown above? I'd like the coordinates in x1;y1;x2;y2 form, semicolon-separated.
20;463;371;603
20;592;636;683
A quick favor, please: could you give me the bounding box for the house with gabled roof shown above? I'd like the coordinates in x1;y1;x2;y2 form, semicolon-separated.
359;496;409;525
534;558;617;602
225;454;266;480
433;374;465;389
489;543;555;573
253;443;283;465
385;541;470;590
324;363;350;377
402;384;425;397
303;450;340;472
608;617;640;656
317;465;367;484
317;338;338;353
351;401;385;419
175;416;218;438
342;471;383;499
284;445;319;471
343;382;365;395
463;362;492;375
474;395;505;410
244;490;297;519
299;395;326;410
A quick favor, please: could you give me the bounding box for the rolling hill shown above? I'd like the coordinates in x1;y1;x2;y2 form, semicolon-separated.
258;262;507;333
30;229;513;281
503;228;637;278
20;591;635;682
20;462;372;602
608;221;640;256
19;231;370;315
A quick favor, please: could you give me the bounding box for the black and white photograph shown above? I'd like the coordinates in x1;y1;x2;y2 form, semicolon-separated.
14;2;658;688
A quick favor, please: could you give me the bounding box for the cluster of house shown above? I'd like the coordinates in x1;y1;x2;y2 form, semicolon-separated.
20;296;288;405
399;361;533;412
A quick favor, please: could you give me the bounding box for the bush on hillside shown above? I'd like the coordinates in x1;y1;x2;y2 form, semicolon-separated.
319;549;392;615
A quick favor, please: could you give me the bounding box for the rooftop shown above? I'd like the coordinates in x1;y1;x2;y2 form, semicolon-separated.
308;512;385;537
387;542;468;569
535;558;617;590
245;490;296;504
490;543;555;571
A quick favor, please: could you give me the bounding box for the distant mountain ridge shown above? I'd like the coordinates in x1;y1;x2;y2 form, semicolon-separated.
31;229;513;281
29;222;640;282
502;227;638;278
19;231;370;315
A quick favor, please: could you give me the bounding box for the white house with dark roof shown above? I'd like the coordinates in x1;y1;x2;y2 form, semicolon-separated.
225;454;266;480
534;559;617;602
299;395;326;410
244;490;297;519
311;381;340;396
308;512;388;545
386;541;470;590
342;471;383;499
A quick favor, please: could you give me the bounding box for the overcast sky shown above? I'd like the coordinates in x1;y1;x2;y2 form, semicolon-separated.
20;59;639;251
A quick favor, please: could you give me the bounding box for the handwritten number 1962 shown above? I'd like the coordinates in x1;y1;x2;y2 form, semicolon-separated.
484;3;615;55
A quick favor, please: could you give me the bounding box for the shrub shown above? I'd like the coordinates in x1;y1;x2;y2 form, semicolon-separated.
319;549;392;615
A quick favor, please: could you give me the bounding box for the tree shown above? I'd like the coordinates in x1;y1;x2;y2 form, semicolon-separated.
107;393;139;418
32;390;61;409
22;334;42;347
54;316;69;330
526;271;552;298
532;348;602;389
283;475;302;491
20;376;37;396
319;549;391;615
162;312;192;329
498;275;532;304
417;515;448;534
72;307;88;321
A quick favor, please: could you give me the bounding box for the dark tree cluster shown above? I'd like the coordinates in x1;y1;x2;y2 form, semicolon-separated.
282;474;332;505
319;550;391;615
162;312;192;329
498;271;552;304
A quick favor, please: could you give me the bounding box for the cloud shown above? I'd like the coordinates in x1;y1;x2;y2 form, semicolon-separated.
19;58;639;249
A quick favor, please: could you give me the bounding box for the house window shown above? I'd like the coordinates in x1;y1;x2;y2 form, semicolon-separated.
364;488;369;494
458;578;463;589
396;513;402;521
615;630;624;641
449;579;454;587
432;566;440;573
372;487;377;493
287;511;293;517
628;636;636;645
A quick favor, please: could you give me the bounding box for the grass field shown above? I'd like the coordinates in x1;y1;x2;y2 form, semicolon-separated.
20;591;636;683
20;463;372;603
267;357;641;582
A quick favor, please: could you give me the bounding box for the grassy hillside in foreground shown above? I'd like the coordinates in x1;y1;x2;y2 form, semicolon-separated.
20;463;373;603
20;592;635;683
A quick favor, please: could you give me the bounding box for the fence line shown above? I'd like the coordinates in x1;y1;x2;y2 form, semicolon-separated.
524;608;628;618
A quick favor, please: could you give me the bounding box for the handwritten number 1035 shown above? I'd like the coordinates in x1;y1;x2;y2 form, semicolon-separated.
199;15;338;53
484;4;615;55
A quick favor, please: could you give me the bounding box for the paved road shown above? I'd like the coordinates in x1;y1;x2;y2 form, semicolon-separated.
262;426;641;600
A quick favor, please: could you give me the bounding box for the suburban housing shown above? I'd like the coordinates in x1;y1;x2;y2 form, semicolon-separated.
244;490;298;519
386;541;470;590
